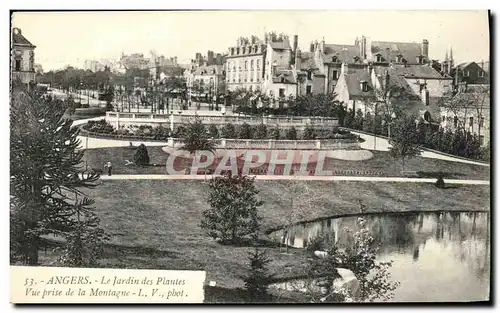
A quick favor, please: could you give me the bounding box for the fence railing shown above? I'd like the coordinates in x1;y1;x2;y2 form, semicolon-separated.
106;111;338;127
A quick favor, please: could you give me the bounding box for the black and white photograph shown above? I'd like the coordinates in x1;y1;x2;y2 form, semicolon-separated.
9;9;491;304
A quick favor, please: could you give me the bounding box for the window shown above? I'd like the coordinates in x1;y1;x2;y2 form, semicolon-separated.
376;54;382;62
332;56;338;62
480;135;485;146
257;59;260;69
306;85;312;94
257;77;260;82
479;70;484;77
396;55;403;63
266;74;269;80
469;117;474;127
480;117;485;127
332;70;338;80
464;70;470;77
242;47;246;54
279;88;285;97
250;77;253;82
244;61;248;70
236;48;240;55
453;116;458;128
250;60;254;70
231;48;235;55
307;70;312;80
15;59;21;71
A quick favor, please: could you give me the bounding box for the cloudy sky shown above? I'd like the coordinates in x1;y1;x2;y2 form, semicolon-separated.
12;10;490;71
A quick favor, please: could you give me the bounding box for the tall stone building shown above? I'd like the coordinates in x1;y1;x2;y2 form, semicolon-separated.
11;27;36;87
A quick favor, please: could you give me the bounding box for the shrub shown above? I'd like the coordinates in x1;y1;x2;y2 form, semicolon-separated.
269;127;280;140
221;123;237;139
134;144;150;166
238;122;253;139
254;124;268;140
285;127;297;140
208;124;219;139
303;125;316;140
174;125;187;139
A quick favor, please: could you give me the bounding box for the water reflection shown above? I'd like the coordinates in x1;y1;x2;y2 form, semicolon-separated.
270;211;490;302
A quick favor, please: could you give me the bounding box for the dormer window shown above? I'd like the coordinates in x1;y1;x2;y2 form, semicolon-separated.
417;56;424;64
332;55;338;63
396;54;403;63
236;48;240;55
242;47;246;54
231;48;235;55
376;54;382;62
353;56;360;63
281;76;285;83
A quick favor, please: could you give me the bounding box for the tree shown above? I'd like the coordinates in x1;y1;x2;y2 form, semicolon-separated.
388;114;422;171
254;124;268;139
181;117;216;154
134;144;150;166
10;87;103;266
241;248;275;302
200;173;263;245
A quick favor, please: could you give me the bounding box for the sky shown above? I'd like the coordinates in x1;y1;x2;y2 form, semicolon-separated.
12;10;490;71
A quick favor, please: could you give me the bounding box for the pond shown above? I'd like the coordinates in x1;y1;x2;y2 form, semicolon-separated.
269;211;490;302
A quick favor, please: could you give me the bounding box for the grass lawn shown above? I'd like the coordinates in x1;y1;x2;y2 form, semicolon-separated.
38;179;490;302
83;146;490;179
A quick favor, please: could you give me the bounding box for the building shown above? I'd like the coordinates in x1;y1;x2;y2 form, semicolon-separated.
225;36;267;92
11;27;36;87
185;64;225;101
334;62;453;123
261;34;297;99
309;36;430;94
439;83;490;146
119;53;150;70
453;61;490;86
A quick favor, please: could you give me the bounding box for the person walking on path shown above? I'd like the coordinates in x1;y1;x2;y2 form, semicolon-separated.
104;161;113;176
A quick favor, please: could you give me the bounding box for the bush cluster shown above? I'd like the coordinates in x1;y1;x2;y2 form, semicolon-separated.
83;120;359;141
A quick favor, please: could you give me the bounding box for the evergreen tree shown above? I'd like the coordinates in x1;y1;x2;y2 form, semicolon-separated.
241;248;275;302
181;117;216;154
134;144;150;166
10;87;103;265
200;173;263;244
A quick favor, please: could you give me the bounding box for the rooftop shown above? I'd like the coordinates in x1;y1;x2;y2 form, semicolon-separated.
12;28;35;47
323;44;361;64
371;41;423;64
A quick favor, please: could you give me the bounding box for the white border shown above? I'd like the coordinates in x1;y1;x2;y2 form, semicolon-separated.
2;1;497;312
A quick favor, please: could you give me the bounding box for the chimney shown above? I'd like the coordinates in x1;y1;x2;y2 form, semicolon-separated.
320;38;325;52
293;35;298;53
341;62;348;74
310;42;315;53
295;48;302;71
422;39;429;58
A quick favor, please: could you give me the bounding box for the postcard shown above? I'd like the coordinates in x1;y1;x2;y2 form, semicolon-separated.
10;9;491;304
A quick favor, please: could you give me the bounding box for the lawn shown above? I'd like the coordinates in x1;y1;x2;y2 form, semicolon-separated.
38;179;490;302
82;146;490;179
